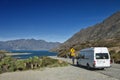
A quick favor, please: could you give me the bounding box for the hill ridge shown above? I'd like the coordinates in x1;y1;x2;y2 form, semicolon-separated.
0;39;60;50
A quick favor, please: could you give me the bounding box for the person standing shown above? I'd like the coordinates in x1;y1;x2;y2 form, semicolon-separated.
70;47;76;65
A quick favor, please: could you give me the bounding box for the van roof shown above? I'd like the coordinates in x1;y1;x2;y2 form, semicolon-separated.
80;47;107;52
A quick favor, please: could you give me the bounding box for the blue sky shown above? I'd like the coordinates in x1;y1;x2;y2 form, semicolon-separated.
0;0;120;42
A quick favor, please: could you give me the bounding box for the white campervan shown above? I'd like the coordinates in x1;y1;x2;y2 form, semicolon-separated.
77;47;111;69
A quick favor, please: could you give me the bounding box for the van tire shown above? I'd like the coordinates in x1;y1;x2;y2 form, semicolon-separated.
86;63;90;70
100;68;104;70
76;61;79;66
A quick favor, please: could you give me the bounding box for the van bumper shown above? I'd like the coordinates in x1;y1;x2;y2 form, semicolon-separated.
93;65;111;69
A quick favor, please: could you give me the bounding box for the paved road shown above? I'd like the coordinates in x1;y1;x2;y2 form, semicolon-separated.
50;56;120;80
96;64;120;80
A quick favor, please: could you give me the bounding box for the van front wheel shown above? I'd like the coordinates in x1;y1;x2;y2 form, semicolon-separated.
76;61;79;66
86;64;90;70
100;68;104;70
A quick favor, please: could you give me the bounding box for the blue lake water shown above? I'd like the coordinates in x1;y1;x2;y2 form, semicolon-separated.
10;50;57;59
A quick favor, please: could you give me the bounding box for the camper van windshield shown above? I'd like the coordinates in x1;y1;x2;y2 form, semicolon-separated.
96;53;109;59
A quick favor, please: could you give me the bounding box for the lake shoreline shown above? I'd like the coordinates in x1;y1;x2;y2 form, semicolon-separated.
5;52;32;56
5;50;57;59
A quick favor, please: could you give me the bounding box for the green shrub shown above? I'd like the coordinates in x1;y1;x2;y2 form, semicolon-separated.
0;56;16;72
15;60;26;71
110;50;120;63
41;57;58;67
0;63;2;73
26;56;42;69
41;57;68;67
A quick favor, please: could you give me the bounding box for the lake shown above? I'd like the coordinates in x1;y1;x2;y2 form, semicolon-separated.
10;50;57;59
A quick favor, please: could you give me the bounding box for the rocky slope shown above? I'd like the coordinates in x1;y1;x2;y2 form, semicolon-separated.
52;11;120;58
65;11;120;46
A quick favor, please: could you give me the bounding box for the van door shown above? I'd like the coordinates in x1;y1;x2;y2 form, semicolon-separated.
95;53;110;68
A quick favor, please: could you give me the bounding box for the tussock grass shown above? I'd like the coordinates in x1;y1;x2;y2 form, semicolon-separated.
0;56;68;74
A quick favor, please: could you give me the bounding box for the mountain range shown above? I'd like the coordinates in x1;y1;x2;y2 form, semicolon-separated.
52;11;120;57
0;39;60;50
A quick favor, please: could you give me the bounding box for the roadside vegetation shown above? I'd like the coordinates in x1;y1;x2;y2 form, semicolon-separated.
0;50;7;60
110;50;120;63
0;51;68;74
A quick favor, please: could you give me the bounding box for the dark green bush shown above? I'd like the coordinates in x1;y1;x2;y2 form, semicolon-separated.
25;56;42;69
15;60;26;71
